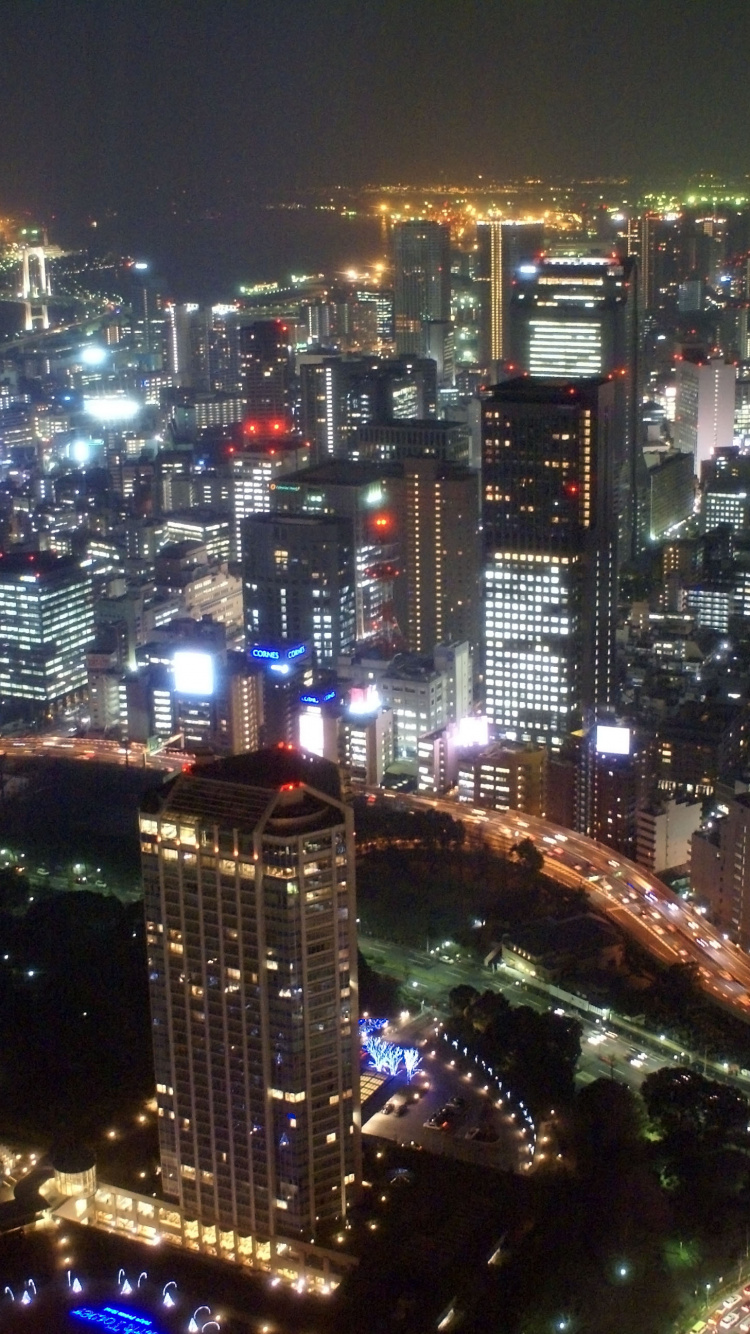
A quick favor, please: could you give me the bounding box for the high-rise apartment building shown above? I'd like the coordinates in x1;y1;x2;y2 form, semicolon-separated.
475;220;544;367
482;378;618;746
243;513;356;666
142;747;361;1252
0;552;94;711
393;221;451;356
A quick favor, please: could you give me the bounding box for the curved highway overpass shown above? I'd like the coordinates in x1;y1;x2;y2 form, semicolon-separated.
378;791;750;1022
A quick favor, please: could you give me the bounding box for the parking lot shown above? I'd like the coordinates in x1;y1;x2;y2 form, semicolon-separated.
361;1018;522;1171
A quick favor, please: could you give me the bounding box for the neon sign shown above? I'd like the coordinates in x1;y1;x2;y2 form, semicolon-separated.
71;1308;160;1334
300;690;336;705
252;643;307;664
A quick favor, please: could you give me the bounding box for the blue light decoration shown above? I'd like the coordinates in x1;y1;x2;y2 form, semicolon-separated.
358;1016;388;1037
403;1048;422;1081
71;1307;161;1334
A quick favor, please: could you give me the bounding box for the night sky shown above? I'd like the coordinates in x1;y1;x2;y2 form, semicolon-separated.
2;0;750;223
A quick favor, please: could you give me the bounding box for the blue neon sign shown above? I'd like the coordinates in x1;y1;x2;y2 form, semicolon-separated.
252;643;307;664
71;1308;160;1334
300;689;336;705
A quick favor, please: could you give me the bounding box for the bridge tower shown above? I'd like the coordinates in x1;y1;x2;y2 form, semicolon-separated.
19;245;51;331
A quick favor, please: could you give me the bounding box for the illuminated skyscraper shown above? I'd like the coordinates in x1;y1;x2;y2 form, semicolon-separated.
393;220;451;356
0;552;94;712
482;378;618;746
142;747;361;1253
475;220;544;367
509;254;640;561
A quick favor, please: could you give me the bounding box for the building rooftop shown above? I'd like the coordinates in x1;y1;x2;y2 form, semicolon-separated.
282;460;403;487
0;550;80;577
506;913;621;959
142;746;344;831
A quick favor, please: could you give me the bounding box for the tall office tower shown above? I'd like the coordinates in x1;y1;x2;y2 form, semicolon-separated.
299;355;437;461
0;552;94;713
393;220;451;356
675;353;736;476
404;458;481;654
475;220;545;368
165;303;209;388
142;747;361;1251
269;461;405;644
231;428;310;561
481;378;618;746
243;513;356;666
638;212;681;317
240;321;295;423
510;253;639;562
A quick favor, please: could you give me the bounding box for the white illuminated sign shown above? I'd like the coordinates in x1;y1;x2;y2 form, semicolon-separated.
172;650;214;697
299;709;325;757
83;396;141;422
456;715;490;748
596;725;631;756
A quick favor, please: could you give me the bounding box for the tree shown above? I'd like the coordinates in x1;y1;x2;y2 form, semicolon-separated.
575;1079;646;1170
447;984;480;1020
511;837;544;877
641;1067;750;1148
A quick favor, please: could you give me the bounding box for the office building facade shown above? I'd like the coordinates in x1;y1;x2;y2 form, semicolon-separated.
393;220;451;356
482;378;618;746
475;220;544;367
0;552;94;710
243;513;356;666
675;354;736;475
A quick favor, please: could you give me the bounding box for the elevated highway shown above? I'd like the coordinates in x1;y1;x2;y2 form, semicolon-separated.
376;791;750;1022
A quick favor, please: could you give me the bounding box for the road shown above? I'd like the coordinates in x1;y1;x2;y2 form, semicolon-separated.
0;734;186;773
360;934;706;1095
372;791;750;1022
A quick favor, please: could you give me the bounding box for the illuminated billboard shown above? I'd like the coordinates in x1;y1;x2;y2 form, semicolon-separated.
83;396;141;422
172;650;214;697
456;715;490;748
595;724;631;756
299;709;326;757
